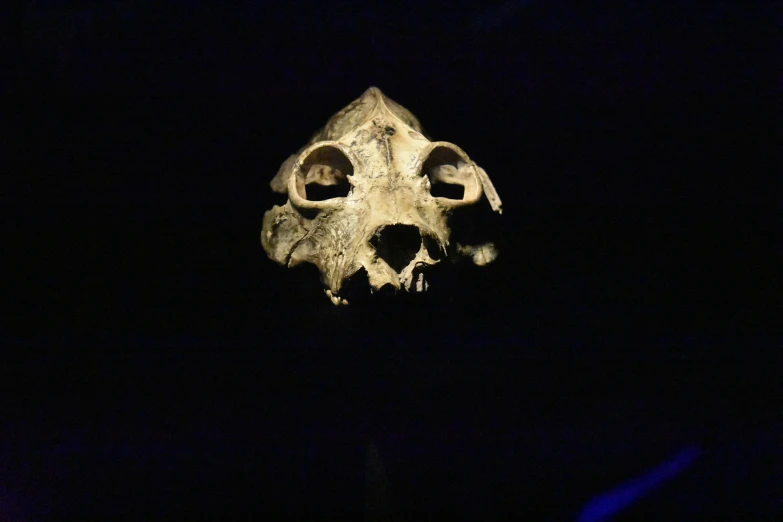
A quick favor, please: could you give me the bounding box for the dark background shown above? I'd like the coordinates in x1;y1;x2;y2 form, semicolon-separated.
3;1;781;520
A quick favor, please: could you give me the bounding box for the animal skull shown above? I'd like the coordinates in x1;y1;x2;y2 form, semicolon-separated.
261;87;502;305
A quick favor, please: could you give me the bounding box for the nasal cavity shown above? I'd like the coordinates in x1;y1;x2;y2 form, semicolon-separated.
370;225;422;273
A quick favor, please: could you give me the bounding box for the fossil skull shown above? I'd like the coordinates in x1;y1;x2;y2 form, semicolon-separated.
261;87;502;305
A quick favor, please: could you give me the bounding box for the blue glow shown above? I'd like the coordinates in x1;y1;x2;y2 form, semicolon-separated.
577;445;702;522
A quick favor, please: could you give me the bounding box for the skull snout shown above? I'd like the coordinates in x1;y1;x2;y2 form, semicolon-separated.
370;224;444;275
370;224;422;273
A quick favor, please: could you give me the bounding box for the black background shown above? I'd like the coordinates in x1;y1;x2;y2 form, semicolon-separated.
4;1;781;520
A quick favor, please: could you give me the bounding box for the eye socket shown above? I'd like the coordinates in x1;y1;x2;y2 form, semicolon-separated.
298;145;353;201
429;170;465;199
420;145;472;200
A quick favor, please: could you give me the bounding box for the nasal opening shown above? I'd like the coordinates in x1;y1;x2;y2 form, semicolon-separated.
370;225;422;273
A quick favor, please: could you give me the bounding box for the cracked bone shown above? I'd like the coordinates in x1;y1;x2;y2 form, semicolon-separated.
260;87;502;304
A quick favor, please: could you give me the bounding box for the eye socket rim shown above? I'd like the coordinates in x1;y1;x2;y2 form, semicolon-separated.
416;141;483;207
287;141;357;210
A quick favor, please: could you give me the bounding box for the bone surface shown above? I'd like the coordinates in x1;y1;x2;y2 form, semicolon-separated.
261;87;502;304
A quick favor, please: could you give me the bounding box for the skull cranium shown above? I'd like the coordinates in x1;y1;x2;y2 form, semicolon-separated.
261;87;502;305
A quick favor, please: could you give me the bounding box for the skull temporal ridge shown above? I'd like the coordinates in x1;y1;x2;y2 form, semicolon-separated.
261;87;503;305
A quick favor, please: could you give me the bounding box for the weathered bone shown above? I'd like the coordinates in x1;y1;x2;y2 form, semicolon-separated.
260;87;502;304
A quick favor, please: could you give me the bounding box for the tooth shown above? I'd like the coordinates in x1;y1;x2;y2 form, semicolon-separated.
416;272;425;292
